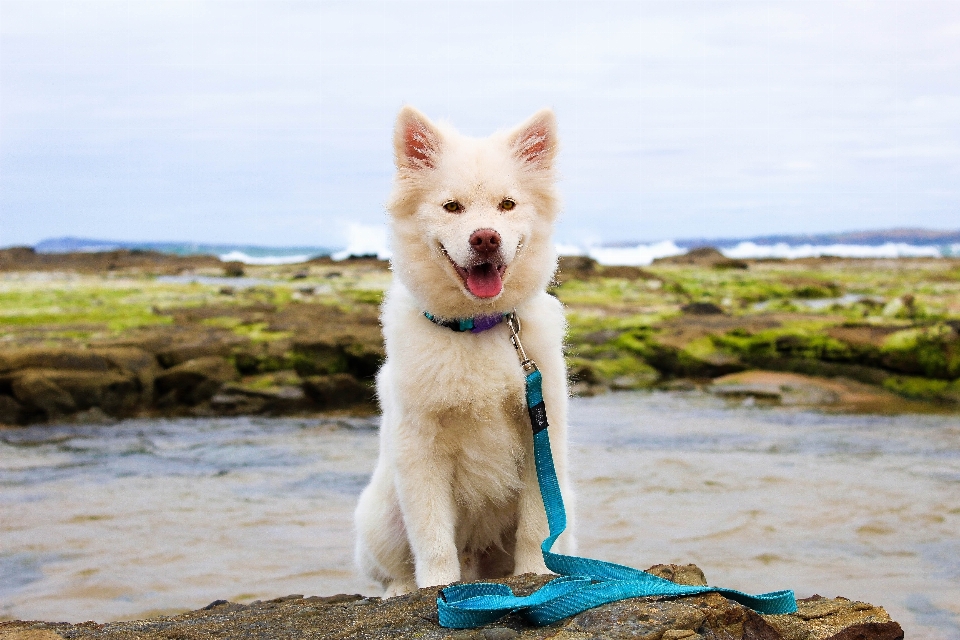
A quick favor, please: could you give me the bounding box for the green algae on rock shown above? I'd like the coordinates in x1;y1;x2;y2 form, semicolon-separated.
1;251;959;424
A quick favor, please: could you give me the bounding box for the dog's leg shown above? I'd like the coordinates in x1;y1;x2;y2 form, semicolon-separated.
394;418;461;588
355;462;418;594
355;367;420;596
511;448;551;575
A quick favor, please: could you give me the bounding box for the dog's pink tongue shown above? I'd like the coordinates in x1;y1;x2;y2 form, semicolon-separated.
466;263;503;298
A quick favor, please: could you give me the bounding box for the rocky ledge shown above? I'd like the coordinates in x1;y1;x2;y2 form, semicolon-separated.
0;566;902;640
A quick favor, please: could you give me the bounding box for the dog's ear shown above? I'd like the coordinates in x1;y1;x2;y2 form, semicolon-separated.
394;106;443;170
510;109;558;170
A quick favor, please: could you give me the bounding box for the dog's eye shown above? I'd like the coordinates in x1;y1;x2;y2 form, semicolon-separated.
500;199;516;211
443;201;462;213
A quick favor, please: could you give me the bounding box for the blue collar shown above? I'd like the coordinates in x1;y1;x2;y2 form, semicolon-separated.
423;311;510;333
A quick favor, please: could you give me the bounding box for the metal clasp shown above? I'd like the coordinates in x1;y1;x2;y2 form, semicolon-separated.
506;312;538;373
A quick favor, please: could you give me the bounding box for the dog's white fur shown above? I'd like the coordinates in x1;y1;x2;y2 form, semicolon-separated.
354;106;574;596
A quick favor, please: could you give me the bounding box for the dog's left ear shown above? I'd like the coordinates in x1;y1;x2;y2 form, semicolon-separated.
510;109;558;171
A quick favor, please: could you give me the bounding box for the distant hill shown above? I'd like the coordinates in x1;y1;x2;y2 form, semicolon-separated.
33;237;332;260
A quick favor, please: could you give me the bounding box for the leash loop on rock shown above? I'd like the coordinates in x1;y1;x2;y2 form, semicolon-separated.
437;311;798;629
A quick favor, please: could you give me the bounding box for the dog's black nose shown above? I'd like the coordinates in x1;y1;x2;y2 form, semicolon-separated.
469;228;501;255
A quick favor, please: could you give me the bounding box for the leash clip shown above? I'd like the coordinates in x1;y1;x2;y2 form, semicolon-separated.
507;312;538;373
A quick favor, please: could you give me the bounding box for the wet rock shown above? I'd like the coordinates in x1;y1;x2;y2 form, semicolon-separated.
0;348;114;374
301;373;374;408
38;370;140;414
764;595;903;640
94;347;160;406
646;563;708;586
207;391;268;415
0;568;902;640
707;371;925;413
213;382;310;415
295;333;384;380
69;406;117;425
155;334;247;369
154;357;238;407
11;371;77;419
290;339;347;377
655;246;733;268
0;348;157;424
0;394;25;425
682;302;725;316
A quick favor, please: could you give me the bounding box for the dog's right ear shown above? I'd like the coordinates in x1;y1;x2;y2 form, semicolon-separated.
394;106;442;171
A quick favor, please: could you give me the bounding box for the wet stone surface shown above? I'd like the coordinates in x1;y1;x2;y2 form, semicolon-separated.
0;568;902;640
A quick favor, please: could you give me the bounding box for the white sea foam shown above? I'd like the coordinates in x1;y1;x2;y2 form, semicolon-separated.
721;241;944;260
332;224;392;261
219;234;954;267
585;241;686;266
218;251;314;265
555;243;587;257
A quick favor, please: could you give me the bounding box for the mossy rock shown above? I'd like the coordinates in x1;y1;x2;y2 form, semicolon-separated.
566;356;660;390
882;375;960;404
879;324;960;379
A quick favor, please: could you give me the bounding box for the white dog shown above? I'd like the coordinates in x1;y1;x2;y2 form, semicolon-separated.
354;106;573;597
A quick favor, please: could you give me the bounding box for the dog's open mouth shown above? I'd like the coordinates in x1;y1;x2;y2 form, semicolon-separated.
440;246;507;298
457;261;506;298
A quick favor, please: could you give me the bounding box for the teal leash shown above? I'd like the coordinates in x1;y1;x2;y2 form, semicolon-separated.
436;314;797;629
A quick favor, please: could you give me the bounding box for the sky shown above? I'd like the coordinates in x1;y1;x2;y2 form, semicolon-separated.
1;0;958;249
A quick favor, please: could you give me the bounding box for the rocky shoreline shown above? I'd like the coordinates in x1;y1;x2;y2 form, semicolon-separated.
0;566;903;639
1;248;959;426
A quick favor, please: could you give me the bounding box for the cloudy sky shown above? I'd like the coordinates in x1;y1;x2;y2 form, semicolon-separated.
1;0;958;248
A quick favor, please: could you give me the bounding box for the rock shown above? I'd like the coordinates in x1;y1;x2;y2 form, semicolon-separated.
222;261;245;277
0;395;24;425
301;373;374;408
0;348;157;424
682;302;725;316
600;265;658;280
156;335;246;369
69;407;117;425
11;371;77;420
645;563;708;586
555;256;600;283
154;357;238;407
707;370;924;412
765;595;904;640
213;382;311;415
0;568;902;640
0;247;225;275
94;347;160;406
39;370;140;414
0;348;114;374
655;246;729;267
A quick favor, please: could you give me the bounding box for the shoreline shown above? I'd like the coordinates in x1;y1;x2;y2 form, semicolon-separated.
1;248;958;427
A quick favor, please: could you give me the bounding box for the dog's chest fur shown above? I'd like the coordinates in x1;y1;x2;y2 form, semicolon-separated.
383;285;530;544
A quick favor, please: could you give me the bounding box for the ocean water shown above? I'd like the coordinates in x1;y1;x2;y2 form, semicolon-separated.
1;392;958;637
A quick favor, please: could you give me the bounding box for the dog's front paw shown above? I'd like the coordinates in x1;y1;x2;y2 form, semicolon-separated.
383;579;417;598
416;558;461;588
513;555;550;576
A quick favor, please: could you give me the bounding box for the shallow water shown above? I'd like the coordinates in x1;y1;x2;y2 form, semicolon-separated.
1;392;958;638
